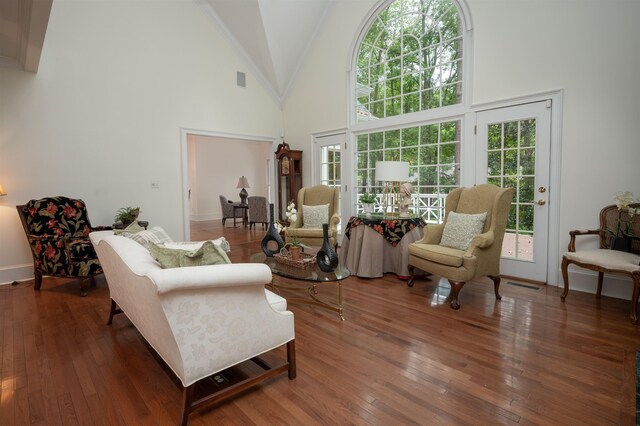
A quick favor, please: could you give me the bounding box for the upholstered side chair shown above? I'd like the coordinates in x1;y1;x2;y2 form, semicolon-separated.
247;196;269;230
407;184;514;309
285;185;340;248
219;195;236;226
16;196;111;296
561;203;640;323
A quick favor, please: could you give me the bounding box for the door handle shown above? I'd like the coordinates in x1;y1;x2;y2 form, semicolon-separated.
536;199;546;206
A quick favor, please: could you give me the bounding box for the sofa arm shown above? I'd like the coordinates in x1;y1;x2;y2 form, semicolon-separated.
149;263;273;295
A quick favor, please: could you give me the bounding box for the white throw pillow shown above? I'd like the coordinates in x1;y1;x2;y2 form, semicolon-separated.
122;226;174;249
440;211;487;251
302;204;329;229
163;237;230;253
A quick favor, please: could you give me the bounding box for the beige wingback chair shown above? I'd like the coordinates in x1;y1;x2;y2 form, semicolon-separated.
407;184;513;310
285;185;340;248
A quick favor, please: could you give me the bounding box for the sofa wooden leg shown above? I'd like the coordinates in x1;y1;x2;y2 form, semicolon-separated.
107;299;123;325
407;265;415;287
448;280;465;310
34;273;42;291
488;275;502;300
287;340;297;379
561;256;570;301
80;279;88;297
180;384;195;426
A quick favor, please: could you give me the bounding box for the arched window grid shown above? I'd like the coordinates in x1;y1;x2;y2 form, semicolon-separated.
356;0;463;122
352;0;468;220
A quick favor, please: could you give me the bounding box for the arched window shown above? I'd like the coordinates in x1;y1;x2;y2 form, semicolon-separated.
353;0;468;220
356;0;464;121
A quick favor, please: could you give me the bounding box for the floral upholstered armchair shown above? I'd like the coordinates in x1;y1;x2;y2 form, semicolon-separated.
16;196;110;296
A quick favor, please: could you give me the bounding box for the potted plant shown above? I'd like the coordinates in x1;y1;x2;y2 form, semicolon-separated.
606;191;640;251
288;235;303;261
114;206;141;227
359;193;377;215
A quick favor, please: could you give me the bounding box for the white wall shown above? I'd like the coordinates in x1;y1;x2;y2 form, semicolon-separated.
187;134;273;221
0;0;283;284
283;0;640;297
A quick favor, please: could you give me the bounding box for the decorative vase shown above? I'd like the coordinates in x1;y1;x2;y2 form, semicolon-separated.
316;223;338;272
363;203;374;215
261;204;285;257
610;236;632;252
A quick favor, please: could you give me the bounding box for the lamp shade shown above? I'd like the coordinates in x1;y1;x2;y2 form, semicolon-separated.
375;161;409;182
236;176;250;189
0;183;5;196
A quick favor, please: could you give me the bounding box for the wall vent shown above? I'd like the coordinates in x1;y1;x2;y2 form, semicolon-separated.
506;281;542;291
237;71;246;88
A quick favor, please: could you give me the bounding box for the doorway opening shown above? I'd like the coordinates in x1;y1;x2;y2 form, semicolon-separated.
180;129;275;241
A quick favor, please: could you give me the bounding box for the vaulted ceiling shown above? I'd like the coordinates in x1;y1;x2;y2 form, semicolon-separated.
201;0;334;104
0;0;334;104
0;0;53;72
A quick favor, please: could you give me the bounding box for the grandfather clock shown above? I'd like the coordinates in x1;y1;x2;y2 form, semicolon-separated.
275;140;302;222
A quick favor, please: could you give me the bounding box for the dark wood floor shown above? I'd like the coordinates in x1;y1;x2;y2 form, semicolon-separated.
1;220;638;425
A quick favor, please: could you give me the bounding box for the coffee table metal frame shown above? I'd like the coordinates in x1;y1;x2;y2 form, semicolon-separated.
250;253;349;321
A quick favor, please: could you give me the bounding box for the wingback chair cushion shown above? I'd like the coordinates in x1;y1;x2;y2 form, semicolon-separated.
17;196;104;279
285;185;340;247
440;211;487;250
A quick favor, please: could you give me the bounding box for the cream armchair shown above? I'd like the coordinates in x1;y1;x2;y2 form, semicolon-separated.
89;231;296;425
285;184;340;248
561;203;640;323
407;184;513;310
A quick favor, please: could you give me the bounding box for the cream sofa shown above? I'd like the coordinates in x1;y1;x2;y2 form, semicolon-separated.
89;231;296;425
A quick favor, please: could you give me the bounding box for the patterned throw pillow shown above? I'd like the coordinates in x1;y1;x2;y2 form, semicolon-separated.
148;241;231;269
302;204;329;229
122;226;173;249
113;221;145;235
440;211;487;251
163;237;231;253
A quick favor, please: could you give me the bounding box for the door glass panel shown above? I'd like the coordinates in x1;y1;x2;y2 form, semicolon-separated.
487;119;536;261
320;144;342;233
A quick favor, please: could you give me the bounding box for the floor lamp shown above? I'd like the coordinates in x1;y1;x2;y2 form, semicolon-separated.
375;161;409;215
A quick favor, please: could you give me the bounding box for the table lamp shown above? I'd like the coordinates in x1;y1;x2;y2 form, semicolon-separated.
237;176;250;205
375;161;409;214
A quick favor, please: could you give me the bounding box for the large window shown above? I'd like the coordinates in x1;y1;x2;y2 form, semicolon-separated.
355;0;463;121
356;120;460;221
354;0;465;220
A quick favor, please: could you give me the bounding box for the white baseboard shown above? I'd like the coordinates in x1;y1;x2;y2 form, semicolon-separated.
553;267;634;301
190;213;220;222
0;264;34;286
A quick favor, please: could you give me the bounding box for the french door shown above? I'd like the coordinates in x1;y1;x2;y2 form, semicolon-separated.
475;101;552;283
314;132;347;235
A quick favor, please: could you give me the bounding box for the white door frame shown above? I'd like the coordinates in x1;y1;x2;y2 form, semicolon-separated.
469;89;563;286
179;127;277;241
310;128;351;229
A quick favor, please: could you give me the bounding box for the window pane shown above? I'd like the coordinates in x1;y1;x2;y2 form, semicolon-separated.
355;0;464;121
356;121;461;220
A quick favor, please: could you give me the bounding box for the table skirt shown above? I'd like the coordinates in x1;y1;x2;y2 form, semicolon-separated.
340;225;423;279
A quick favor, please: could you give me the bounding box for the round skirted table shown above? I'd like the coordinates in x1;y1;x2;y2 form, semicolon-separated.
340;214;425;279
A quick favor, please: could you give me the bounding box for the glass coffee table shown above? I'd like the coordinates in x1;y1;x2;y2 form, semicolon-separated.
250;252;350;320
